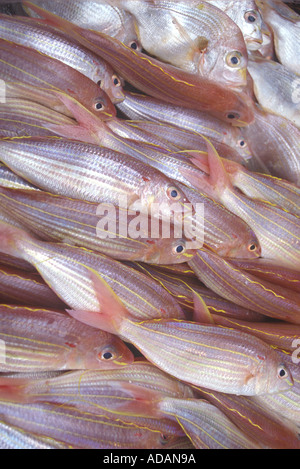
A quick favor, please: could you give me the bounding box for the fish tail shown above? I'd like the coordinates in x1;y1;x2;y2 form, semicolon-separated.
0;220;31;259
66;269;130;335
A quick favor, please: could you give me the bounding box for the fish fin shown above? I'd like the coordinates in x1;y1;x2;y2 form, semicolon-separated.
109;381;161;418
0;377;34;404
22;1;77;35
47;91;108;143
67;268;129;334
0;220;31;259
44;122;96;144
192;290;214;324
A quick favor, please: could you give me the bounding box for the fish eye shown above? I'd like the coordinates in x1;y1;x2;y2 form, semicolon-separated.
160;434;170;446
226;51;243;68
238;139;247;148
244;10;258;23
112;74;121;87
98;347;116;361
248;243;257;252
277;365;289;379
129;41;138;50
94;100;105;111
167;186;181;201
227;112;240;120
173;242;186;255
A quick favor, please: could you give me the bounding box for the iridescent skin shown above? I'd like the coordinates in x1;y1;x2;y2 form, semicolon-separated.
0;305;134;372
0;186;197;265
0;39;116;119
116;0;248;90
0;14;124;104
23;2;254;125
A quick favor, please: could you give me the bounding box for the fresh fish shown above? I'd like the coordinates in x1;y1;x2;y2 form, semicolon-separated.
256;0;300;74
0;401;175;449
111;0;248;90
0;14;125;104
0;265;66;309
0;420;74;449
210;316;300;353
0;220;184;321
196;386;300;449
0;137;192;227
117;91;252;160
67;272;294;396
0;163;40;191
189;249;300;324
0;98;77;138
0;39;116;119
221;158;300;216
0;186;197;264
229;258;300;293
0;305;134;372
248;55;300;128
241;106;300;186
183;139;300;268
128;261;267;322
24;0;139;46
23;2;254;125
155;397;260;449
205;0;263;51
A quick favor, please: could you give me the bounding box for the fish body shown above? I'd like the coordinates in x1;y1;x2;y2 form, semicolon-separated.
115;0;248;90
0;39;116;119
248;55;300;128
0;14;124;104
0;305;133;372
205;0;263;51
0;221;184;321
256;0;300;74
0;186;196;264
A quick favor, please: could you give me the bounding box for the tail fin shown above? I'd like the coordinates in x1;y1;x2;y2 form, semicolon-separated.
0;220;32;259
192;290;215;324
0;377;34;404
66;269;130;335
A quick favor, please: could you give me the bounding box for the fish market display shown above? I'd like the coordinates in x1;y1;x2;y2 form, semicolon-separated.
0;0;299;450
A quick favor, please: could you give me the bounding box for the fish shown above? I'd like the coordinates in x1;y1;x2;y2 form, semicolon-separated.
0;305;134;372
0;420;74;449
189;249;300;324
0;186;197;264
128;261;266;322
0;220;185;321
23;1;254;125
0;400;175;449
117;91;252;160
66;270;294;396
155;397;260;449
0;137;192;228
0;13;125;104
0;39;116;119
256;0;300;75
0;265;66;309
196;386;300;449
221;158;300;216
205;0;263;51
182;139;300;268
0;98;77;138
0;162;40;191
247;55;300;128
23;0;140;47
111;0;248;90
241;106;300;186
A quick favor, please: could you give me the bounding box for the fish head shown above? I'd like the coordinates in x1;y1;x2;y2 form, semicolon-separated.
144;237;198;265
235;3;263;51
94;67;125;105
141;178;194;228
252;355;294;395
87;92;117;120
218;229;261;259
76;331;134;369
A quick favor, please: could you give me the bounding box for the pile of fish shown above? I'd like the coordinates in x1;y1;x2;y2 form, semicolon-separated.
0;0;299;449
